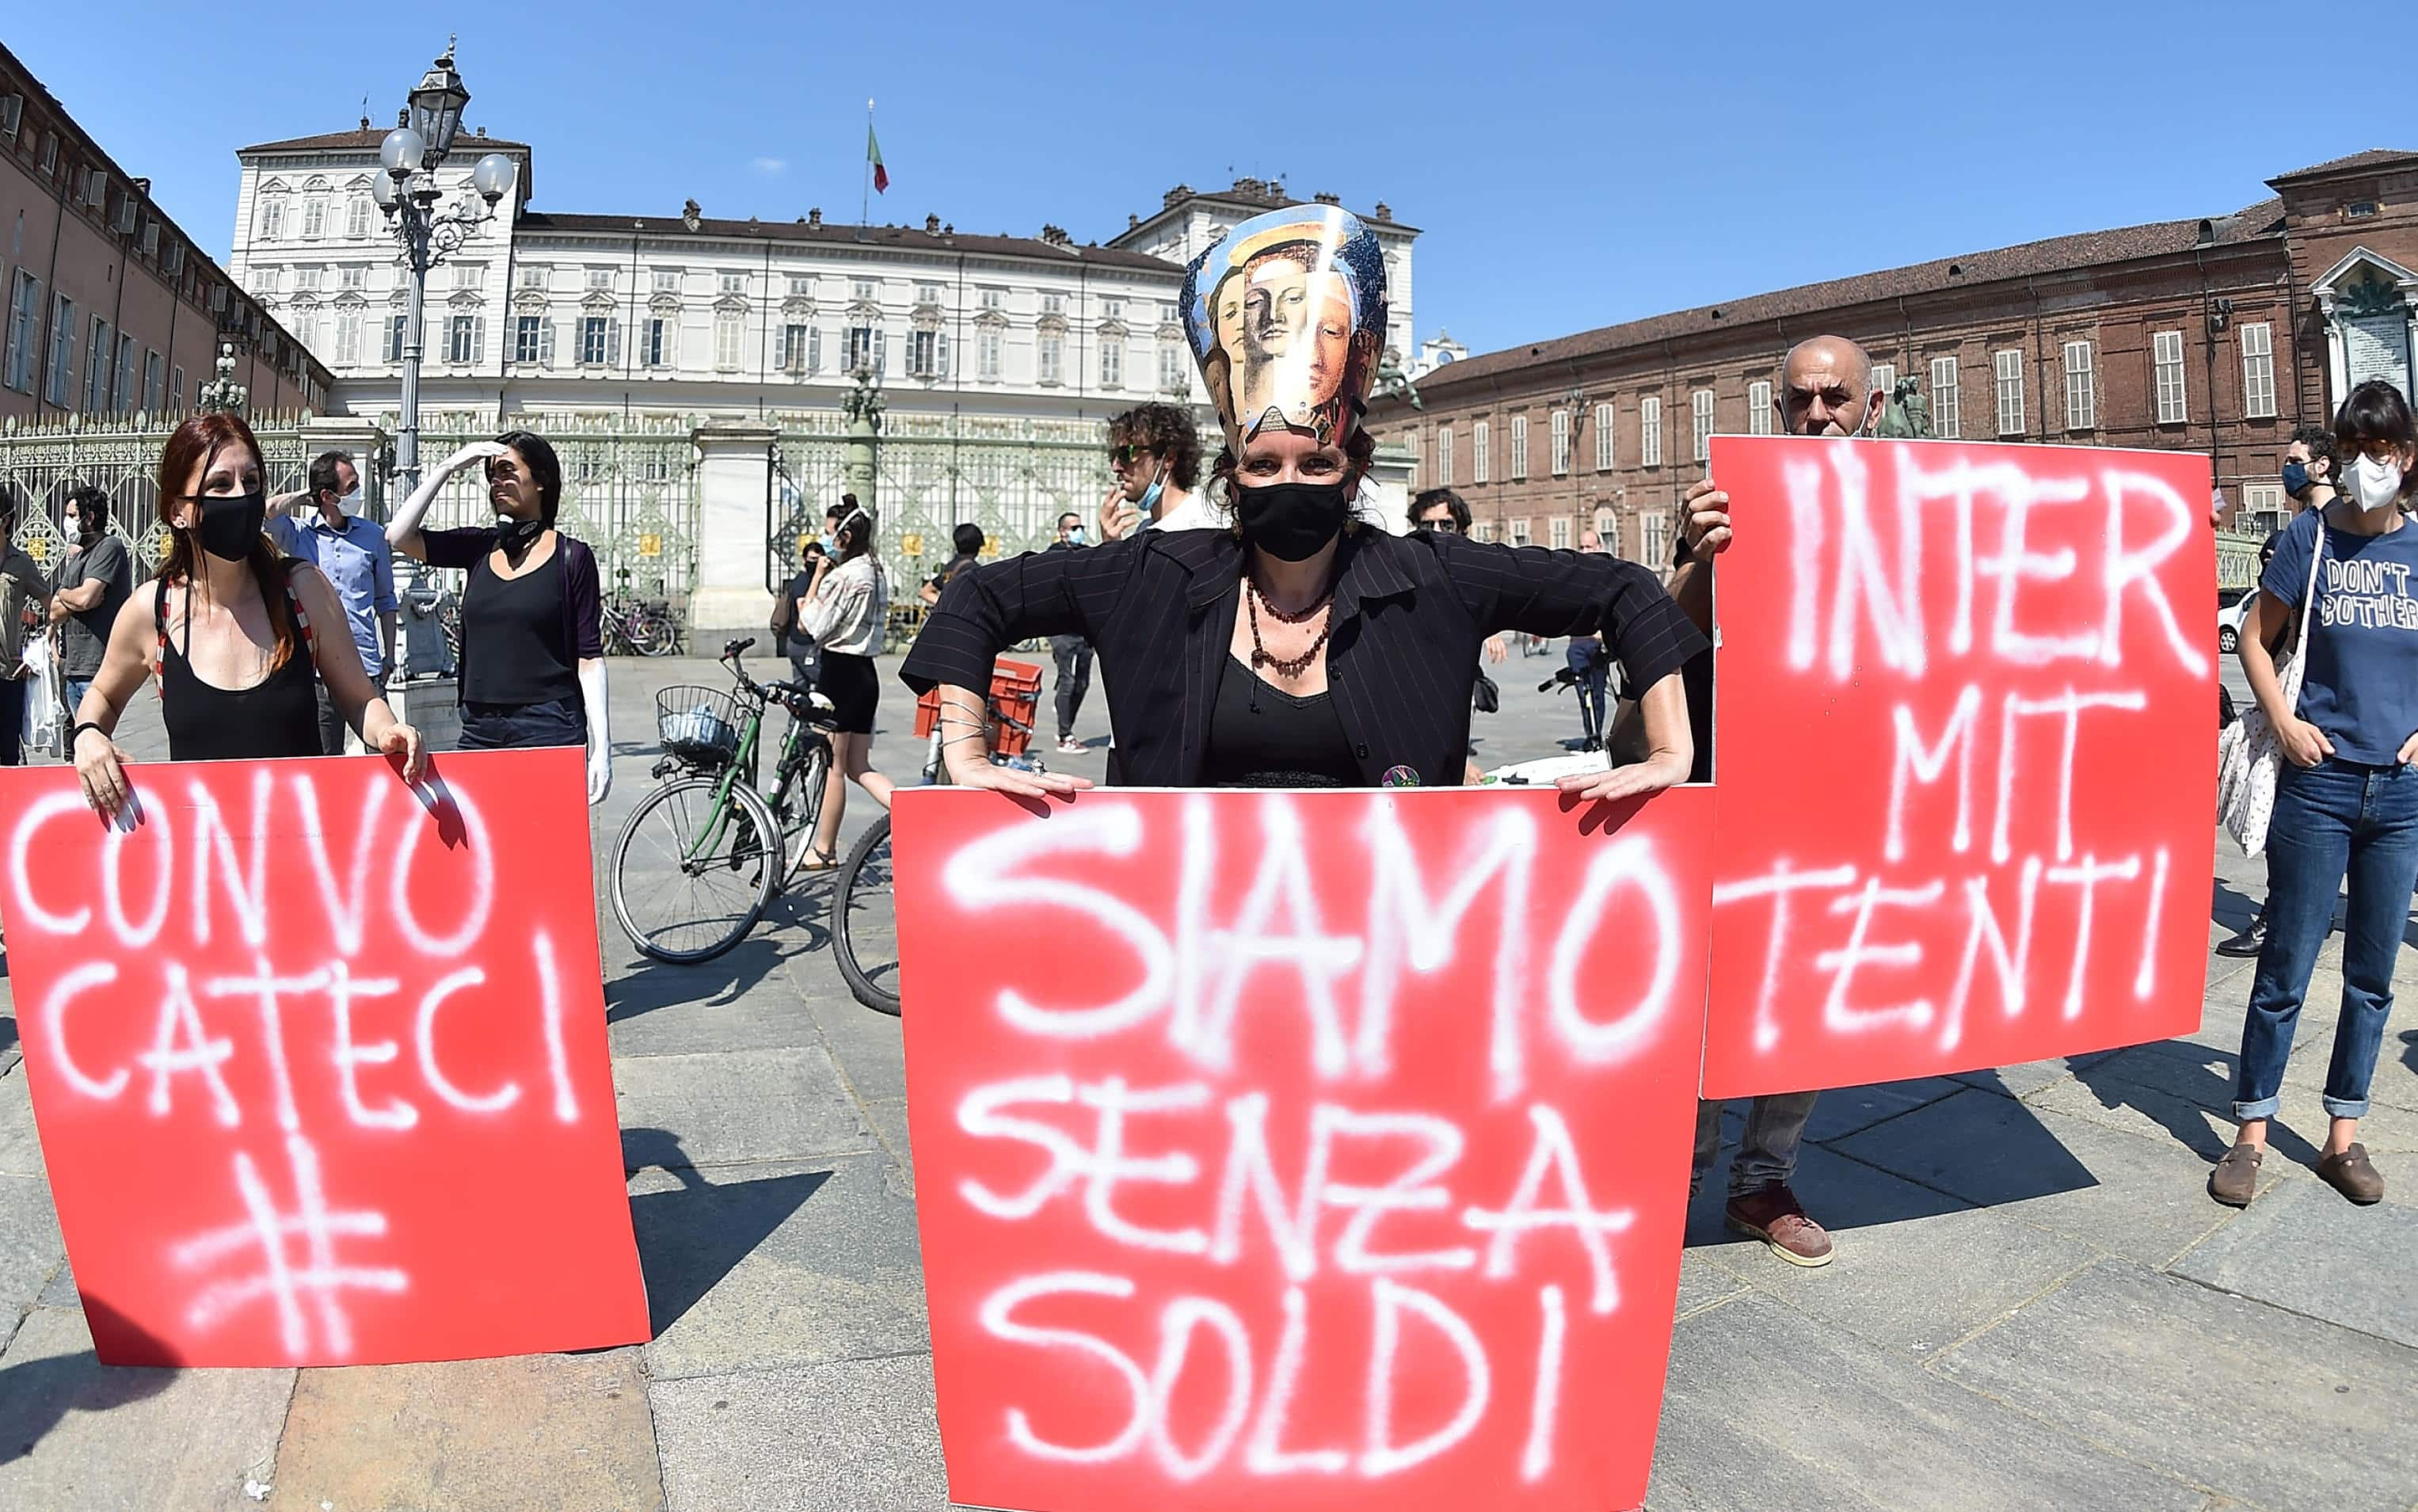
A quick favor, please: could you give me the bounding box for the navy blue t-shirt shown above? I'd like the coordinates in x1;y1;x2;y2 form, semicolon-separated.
2260;508;2418;765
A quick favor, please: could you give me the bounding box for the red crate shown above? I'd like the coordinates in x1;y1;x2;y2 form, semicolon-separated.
912;657;1045;759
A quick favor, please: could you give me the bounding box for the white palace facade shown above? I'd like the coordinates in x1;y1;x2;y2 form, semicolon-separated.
227;124;1421;433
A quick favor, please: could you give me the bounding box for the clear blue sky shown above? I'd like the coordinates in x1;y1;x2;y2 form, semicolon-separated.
6;2;2389;360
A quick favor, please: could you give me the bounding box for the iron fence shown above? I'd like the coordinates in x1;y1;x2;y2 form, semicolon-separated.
0;409;317;573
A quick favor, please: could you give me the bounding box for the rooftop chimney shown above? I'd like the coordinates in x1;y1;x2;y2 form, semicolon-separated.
1373;201;1392;223
1313;191;1339;206
1163;183;1190;208
925;213;941;234
682;198;702;232
807;207;822;227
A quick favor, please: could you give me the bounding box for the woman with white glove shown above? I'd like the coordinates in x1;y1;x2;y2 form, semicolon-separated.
386;430;612;805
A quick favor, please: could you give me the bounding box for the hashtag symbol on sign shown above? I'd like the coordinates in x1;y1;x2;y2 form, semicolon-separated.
168;1133;409;1358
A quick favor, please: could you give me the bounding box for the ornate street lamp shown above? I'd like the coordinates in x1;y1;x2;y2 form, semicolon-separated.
375;40;516;496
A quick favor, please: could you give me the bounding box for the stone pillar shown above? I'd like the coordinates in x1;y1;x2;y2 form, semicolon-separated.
689;420;779;646
1365;438;1415;535
299;415;390;514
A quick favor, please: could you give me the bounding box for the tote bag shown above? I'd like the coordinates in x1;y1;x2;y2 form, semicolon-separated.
2214;531;2324;857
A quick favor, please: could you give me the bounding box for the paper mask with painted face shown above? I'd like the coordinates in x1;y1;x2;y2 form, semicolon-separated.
1182;205;1387;452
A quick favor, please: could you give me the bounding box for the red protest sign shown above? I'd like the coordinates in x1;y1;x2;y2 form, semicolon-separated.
0;748;648;1367
893;786;1714;1512
1700;436;2216;1097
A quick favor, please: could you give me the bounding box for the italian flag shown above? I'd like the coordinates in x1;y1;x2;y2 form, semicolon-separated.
867;123;889;194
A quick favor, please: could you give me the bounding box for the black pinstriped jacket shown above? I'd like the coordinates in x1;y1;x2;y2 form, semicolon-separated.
899;526;1706;787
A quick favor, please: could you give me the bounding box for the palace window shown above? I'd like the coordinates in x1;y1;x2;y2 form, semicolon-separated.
1472;421;1490;483
2063;340;2096;430
2153;329;2188;424
1099;339;1121;388
1994;348;2025;436
1510;413;1529;480
1157;343;1183;392
1639;396;1662;467
717;311;747;370
1748;379;1773;436
643;317;676;368
1437;425;1455;486
516;314;549;366
446;314;483;365
1037;330;1062;383
1929;356;1960;439
1550;516;1571;550
1551;408;1570;474
1690;388;1713;461
1594;403;1615;470
2241;323;2276;419
979;328;1002;380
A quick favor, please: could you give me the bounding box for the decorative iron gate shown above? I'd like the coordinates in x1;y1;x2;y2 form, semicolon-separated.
0;411;315;573
768;411;1107;592
406;409;701;611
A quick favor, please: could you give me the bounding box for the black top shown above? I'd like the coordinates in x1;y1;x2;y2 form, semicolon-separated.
902;525;1707;787
1203;657;1359;788
154;573;321;762
458;548;578;705
424;527;604;707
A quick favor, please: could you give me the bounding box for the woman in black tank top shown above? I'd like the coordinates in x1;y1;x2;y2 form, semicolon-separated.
67;413;427;820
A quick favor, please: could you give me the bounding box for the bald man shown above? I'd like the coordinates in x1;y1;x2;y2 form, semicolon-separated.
1656;333;1882;1268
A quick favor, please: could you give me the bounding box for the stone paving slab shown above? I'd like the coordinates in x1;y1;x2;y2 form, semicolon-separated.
1834;1088;2257;1266
1948;1052;2111;1099
1792;1076;1968;1142
605;939;830;1061
1685;1145;2096;1359
1935;1259;2418;1511
630;1153;927;1382
650;1352;950;1512
267;1348;664;1512
790;961;912;1105
614;1045;880;1171
2170;1176;2418;1350
0;1064;42;1177
1649;1290;2210;1512
0;1171;64;1351
0;1304;292;1510
862;1096;913;1190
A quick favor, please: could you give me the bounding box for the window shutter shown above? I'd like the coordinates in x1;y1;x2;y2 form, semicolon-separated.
472;316;486;365
538;318;555;368
808;326;821;372
607;319;623;368
874;328;887;374
937;331;950;379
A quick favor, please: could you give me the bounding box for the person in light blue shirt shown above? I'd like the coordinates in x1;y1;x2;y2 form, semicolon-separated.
268;450;398;754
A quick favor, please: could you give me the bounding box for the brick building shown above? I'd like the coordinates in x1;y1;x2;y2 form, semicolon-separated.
0;42;329;427
1373;149;2418;564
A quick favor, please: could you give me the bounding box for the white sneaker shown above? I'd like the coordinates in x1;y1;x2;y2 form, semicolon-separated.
1057;737;1087;755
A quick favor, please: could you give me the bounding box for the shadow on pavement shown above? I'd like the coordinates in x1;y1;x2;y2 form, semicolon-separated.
606;922;821;1026
623;1127;830;1339
0;1295;177;1466
2211;877;2260;933
2069;1045;2325;1169
0;1012;16;1064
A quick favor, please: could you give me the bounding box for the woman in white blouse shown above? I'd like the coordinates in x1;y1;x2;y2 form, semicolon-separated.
797;503;894;868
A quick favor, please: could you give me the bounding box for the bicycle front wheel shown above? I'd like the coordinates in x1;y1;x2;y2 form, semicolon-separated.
611;777;782;963
832;813;901;1015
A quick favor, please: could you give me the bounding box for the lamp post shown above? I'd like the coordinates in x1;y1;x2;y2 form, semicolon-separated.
374;40;516;498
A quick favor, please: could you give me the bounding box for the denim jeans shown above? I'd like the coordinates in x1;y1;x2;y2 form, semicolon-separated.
63;676;91;725
459;695;588;751
1691;1092;1819;1198
1565;638;1609;744
2235;758;2418;1121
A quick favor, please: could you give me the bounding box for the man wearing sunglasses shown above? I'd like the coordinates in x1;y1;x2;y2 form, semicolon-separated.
1097;402;1213;539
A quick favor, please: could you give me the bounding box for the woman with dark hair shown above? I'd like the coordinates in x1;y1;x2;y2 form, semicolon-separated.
67;413;424;818
2215;379;2418;1209
794;500;893;868
386;430;611;804
904;204;1700;803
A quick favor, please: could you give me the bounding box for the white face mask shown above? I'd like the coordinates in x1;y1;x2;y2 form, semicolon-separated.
2350;453;2407;512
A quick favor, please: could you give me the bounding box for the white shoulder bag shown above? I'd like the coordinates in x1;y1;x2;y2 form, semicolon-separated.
2215;527;2325;857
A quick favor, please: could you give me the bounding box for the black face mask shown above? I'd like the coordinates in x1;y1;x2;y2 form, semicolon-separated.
198;490;266;562
1235;480;1350;562
497;515;546;565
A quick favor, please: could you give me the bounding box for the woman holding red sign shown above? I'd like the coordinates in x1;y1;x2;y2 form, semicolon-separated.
2218;380;2418;1209
67;412;425;818
901;205;1704;797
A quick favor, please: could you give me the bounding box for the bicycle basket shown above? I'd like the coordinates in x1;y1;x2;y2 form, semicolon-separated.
655;685;742;765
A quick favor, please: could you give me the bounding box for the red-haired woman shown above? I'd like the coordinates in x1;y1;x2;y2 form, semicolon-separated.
67;413;425;818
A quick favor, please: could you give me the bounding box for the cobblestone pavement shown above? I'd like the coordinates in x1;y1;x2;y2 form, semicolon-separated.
1;649;2411;1510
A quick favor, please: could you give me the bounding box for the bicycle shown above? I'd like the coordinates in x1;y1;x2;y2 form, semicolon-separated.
601;569;681;657
829;676;1043;1017
601;592;680;657
608;637;840;964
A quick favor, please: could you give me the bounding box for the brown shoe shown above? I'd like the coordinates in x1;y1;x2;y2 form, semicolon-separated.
2208;1143;2263;1207
2315;1144;2385;1205
1726;1185;1834;1267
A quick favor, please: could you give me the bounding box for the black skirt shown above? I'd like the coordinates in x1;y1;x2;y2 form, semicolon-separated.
817;650;879;734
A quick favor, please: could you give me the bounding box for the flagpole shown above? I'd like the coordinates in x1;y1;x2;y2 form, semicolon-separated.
861;98;874;233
